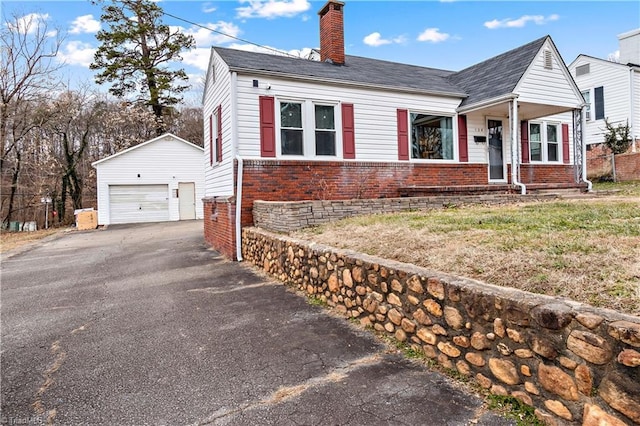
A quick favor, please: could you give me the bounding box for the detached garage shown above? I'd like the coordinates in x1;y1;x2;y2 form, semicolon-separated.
92;133;204;225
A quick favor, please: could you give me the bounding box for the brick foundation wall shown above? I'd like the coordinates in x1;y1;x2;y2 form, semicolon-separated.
520;164;576;184
241;160;491;227
242;227;640;426
203;196;237;260
241;160;579;227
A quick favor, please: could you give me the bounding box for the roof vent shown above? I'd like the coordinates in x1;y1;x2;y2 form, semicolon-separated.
575;63;590;77
544;50;553;70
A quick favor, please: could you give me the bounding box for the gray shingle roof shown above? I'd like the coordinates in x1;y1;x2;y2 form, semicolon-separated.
213;47;465;97
213;35;550;108
448;36;549;107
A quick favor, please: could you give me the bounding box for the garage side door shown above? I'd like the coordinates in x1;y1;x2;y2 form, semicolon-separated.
109;185;169;224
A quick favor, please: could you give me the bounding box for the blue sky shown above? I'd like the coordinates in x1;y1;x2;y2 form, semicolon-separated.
3;0;639;104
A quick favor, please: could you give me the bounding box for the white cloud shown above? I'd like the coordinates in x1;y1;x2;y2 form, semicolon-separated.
608;50;620;63
417;28;450;43
7;13;50;34
236;0;311;19
363;32;407;47
69;14;101;34
484;14;559;29
181;48;211;71
364;32;391;47
173;21;241;47
57;41;96;67
202;3;217;13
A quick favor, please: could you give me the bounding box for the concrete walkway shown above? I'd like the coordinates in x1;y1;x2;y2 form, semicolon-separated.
1;221;514;425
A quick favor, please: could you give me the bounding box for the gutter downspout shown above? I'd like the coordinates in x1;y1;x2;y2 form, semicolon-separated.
510;98;526;195
581;105;593;192
630;67;637;152
231;71;244;261
235;155;244;261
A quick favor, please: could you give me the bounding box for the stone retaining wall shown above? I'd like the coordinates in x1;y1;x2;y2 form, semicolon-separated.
242;227;640;425
253;194;555;233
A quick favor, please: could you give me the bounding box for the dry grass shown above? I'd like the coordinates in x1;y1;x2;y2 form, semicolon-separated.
0;228;62;254
293;182;640;316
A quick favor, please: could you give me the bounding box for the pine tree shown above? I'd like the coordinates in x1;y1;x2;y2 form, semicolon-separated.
90;0;194;134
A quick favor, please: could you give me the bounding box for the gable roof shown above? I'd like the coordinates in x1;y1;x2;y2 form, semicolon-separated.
569;53;640;70
213;47;466;98
447;36;548;107
92;133;203;167
212;35;562;109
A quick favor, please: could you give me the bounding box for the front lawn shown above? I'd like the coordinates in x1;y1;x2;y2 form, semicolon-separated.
293;182;640;316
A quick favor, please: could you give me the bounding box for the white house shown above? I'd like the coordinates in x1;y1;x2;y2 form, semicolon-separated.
202;0;588;259
92;133;204;225
568;28;640;149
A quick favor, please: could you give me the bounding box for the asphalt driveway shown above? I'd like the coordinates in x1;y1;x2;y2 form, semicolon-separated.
1;221;513;425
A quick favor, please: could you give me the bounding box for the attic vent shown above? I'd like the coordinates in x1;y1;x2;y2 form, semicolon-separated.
576;64;590;77
543;50;553;70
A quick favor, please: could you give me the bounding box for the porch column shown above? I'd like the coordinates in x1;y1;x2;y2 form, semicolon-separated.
510;98;525;194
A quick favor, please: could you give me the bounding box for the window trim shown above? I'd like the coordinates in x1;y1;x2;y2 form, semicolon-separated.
528;120;562;163
279;100;305;156
594;86;605;120
408;110;458;163
275;98;342;160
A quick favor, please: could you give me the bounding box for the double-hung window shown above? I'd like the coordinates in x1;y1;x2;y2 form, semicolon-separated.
314;104;336;156
280;102;304;155
279;100;338;157
529;121;560;163
410;113;454;160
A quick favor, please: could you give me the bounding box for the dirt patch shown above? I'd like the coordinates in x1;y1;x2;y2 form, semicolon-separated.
1;228;65;254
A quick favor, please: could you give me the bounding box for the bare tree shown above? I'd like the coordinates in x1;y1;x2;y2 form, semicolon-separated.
1;12;62;226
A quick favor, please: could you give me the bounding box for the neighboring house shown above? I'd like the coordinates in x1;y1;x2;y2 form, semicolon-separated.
568;29;640;150
93;133;204;225
202;0;587;260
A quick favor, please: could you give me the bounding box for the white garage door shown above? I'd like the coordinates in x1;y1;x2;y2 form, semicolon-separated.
109;185;170;224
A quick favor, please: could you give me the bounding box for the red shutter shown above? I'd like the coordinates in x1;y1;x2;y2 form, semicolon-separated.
521;120;529;164
342;103;355;159
562;123;570;164
259;96;276;157
216;104;223;162
457;114;468;162
209;114;214;165
397;109;409;161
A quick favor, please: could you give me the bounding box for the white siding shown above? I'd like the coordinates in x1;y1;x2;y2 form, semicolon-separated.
203;52;234;198
234;74;462;162
516;39;582;108
569;56;636;145
94;135;205;225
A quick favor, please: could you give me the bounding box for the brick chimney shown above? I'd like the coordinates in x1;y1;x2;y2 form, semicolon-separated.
318;0;345;65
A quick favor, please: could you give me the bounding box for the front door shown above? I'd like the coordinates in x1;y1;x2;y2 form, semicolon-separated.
488;119;505;181
178;182;196;220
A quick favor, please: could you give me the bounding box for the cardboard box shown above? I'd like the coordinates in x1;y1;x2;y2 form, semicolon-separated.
75;209;97;231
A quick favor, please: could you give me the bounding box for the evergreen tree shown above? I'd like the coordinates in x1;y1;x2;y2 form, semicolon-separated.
90;0;194;134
